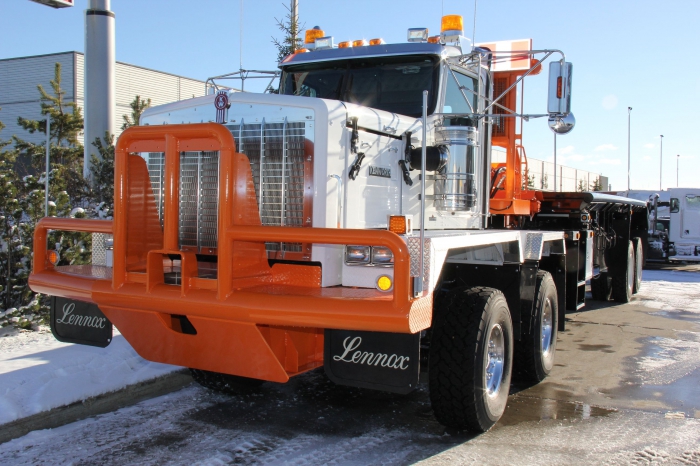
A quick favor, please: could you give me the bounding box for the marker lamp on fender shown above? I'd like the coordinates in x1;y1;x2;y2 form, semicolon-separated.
376;275;393;292
345;245;370;265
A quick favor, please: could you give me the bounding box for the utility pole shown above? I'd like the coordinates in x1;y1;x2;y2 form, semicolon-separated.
659;134;663;190
84;0;115;182
627;107;632;190
45;118;50;217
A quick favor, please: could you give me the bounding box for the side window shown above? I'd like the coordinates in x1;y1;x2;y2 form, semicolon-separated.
443;69;477;115
685;195;700;211
670;198;680;213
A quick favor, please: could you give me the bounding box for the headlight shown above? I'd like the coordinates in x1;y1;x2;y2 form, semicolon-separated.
345;245;370;265
371;246;394;266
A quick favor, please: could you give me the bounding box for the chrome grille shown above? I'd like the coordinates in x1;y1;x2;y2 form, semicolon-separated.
229;119;307;253
142;119;309;255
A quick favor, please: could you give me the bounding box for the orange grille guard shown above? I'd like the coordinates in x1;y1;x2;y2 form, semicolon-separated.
30;220;431;333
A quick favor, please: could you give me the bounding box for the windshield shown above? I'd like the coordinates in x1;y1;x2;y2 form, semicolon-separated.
280;55;440;117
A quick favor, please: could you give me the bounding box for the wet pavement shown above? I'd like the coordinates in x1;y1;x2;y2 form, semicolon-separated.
1;265;699;465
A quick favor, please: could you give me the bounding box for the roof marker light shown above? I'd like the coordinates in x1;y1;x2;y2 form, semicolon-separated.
427;35;441;44
369;38;385;46
294;48;309;54
407;28;429;42
338;41;352;48
352;39;368;47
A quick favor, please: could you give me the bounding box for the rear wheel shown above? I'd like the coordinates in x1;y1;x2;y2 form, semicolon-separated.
516;271;558;384
190;369;264;394
612;240;635;303
429;286;513;432
590;272;612;301
633;237;643;294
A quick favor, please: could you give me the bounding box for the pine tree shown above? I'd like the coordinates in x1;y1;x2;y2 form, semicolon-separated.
12;63;87;203
272;3;304;64
590;177;602;191
577;179;587;192
121;95;151;130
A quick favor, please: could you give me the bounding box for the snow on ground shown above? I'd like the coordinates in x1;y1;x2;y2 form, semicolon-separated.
632;269;700;386
0;325;180;426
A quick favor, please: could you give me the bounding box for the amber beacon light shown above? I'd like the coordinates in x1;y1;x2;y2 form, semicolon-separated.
441;15;464;35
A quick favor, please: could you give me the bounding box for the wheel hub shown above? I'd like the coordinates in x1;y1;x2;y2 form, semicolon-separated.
485;324;505;397
541;298;553;357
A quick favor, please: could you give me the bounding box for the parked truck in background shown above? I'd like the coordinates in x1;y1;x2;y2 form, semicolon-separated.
30;15;648;432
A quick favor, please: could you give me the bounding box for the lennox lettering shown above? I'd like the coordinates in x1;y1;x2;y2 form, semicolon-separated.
56;303;107;329
333;336;410;370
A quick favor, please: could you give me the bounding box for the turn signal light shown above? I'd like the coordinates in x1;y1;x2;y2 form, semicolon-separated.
441;15;464;34
47;250;59;266
427;35;441;44
338;41;352;48
369;38;385;46
352;39;368;47
556;76;563;98
388;215;412;235
305;27;325;44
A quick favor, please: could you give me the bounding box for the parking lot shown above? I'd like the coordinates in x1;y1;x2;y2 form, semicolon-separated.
1;264;699;465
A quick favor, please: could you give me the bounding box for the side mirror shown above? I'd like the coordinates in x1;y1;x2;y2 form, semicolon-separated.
548;112;575;134
547;61;573;115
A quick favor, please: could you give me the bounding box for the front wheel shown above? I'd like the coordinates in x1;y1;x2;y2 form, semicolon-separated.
516;271;558;384
429;286;513;432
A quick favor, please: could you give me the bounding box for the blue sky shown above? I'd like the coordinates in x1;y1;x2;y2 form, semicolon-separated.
1;0;699;191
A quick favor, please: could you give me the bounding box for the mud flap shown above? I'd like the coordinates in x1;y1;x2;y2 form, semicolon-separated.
324;329;420;394
50;296;112;348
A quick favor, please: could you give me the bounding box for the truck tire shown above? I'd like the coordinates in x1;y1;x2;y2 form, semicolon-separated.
190;369;264;394
516;271;558;384
429;286;513;432
590;272;612;301
612;240;635;303
633;237;643;294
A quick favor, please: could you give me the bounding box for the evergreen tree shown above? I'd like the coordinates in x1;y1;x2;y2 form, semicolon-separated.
577;179;587;192
12;63;87;203
272;2;304;64
121;95;151;130
590;177;603;191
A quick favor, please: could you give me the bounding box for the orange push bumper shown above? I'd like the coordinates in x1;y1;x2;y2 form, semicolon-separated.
29;123;432;381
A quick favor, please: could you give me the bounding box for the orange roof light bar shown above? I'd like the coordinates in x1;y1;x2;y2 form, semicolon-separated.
338;41;352;48
304;27;325;44
352;39;368;47
294;48;309;54
369;38;385;46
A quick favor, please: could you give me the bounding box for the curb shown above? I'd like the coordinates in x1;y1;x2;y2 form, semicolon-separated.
0;369;192;445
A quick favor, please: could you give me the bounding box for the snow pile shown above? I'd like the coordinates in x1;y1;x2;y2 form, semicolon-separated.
636;269;700;314
0;326;180;425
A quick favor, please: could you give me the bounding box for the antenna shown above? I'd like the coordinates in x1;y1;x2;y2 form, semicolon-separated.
472;0;478;44
240;0;244;72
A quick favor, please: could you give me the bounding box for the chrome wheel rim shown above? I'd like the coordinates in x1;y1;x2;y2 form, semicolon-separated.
485;324;505;397
541;297;553;357
627;247;635;293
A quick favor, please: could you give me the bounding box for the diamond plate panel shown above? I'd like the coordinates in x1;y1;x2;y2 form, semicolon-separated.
92;233;106;266
524;232;543;260
407;237;431;292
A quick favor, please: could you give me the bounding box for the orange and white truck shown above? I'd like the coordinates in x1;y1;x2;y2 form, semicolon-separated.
30;15;648;431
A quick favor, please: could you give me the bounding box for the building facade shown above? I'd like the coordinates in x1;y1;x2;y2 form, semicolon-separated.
0;51;211;145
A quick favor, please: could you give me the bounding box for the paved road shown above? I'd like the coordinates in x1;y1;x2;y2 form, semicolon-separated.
1;266;699;465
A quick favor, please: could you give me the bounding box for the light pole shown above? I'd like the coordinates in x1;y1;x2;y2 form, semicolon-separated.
659;134;663;190
627;107;632;190
677;154;680;187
